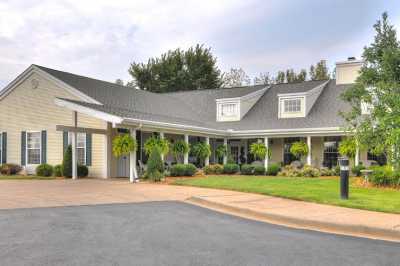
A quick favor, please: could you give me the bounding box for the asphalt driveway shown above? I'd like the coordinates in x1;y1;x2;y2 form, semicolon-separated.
0;201;399;266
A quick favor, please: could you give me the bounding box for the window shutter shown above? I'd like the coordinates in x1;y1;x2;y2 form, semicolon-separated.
21;131;26;166
86;133;92;166
41;130;47;164
63;131;68;157
1;132;6;164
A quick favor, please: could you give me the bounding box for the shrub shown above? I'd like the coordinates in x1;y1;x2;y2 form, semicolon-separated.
369;166;398;187
170;164;197;177
241;164;255;175
171;140;190;163
62;145;73;177
112;134;137;157
254;165;266;175
301;165;320;178
36;164;54;177
0;163;22;175
320;168;335;176
223;163;240;174
203;164;223;175
334;165;340;176
190;142;211;165
146;146;164;182
78;165;89;177
351;164;366;177
266;163;280;176
290;141;309;160
54;164;63;177
144;136;170;156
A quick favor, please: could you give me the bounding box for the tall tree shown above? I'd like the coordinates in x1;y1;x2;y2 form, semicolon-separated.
253;72;272;85
222;68;251;87
309;60;330;80
285;69;296;83
275;71;286;84
296;69;307;82
128;44;222;92
341;12;400;169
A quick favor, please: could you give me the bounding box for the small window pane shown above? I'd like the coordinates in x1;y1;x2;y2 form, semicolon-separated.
283;99;301;113
221;104;236;116
68;132;86;165
27;132;41;165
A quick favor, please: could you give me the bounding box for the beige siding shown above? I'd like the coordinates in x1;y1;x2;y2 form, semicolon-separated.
0;72;107;177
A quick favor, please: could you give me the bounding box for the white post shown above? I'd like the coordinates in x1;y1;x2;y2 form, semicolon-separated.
130;129;138;183
307;136;312;166
159;132;165;161
184;134;189;164
223;138;228;165
205;137;210;166
264;137;269;169
355;142;360;166
72;111;78;180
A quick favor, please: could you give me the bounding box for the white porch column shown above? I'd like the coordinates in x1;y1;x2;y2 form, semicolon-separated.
264;137;269;169
159;132;165;161
205;137;210;166
307;136;312;166
184;134;189;164
129;129;138;183
72;111;78;180
223;138;228;164
355;142;360;166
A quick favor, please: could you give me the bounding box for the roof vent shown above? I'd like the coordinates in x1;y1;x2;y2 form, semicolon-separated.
347;57;356;61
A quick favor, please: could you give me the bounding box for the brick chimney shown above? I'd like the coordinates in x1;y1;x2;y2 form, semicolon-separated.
336;57;363;85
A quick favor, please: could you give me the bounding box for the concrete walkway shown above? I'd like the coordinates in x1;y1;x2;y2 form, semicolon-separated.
0;179;399;242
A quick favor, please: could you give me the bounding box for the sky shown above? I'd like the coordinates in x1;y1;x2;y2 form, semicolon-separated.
0;0;399;89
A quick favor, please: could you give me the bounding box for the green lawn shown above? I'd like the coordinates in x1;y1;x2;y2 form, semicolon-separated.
0;175;56;180
173;176;400;214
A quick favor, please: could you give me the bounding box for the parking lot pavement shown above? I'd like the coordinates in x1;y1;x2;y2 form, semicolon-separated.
0;201;399;266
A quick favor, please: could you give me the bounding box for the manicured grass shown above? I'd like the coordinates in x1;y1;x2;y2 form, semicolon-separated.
173;175;400;214
0;175;56;180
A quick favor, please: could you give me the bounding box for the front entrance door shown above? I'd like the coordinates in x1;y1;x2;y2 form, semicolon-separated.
117;154;130;177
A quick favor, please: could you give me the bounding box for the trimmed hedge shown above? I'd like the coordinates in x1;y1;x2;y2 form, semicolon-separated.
203;164;223;175
54;164;63;177
170;163;197;177
254;165;266;175
241;164;254;175
78;165;89;177
370;166;400;187
266;163;280;176
36;163;54;177
0;163;22;175
223;163;240;174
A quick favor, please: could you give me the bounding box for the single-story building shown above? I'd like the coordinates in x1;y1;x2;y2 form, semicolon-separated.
0;58;384;181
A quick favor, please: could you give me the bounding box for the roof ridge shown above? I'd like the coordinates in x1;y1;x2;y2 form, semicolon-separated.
163;84;266;94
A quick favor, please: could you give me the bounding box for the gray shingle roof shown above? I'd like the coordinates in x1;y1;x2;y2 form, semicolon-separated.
36;65;350;132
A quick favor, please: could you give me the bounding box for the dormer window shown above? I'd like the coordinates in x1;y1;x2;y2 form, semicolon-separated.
283;98;301;113
279;96;305;118
221;103;237;116
216;101;240;121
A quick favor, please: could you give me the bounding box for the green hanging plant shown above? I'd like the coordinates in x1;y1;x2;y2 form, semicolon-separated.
171;140;190;163
144;136;170;156
250;142;269;160
290;141;309;159
190;142;211;165
112;134;137;158
215;145;227;161
338;137;357;159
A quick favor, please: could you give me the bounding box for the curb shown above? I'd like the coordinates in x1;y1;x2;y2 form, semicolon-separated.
187;196;400;242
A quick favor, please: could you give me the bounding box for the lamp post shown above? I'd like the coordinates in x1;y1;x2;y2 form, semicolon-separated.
338;157;350;199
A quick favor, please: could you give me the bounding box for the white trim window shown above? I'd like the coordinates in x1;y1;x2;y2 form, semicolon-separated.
27;132;41;165
283;98;301;113
279;96;305;118
68;132;86;165
221;103;237;116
